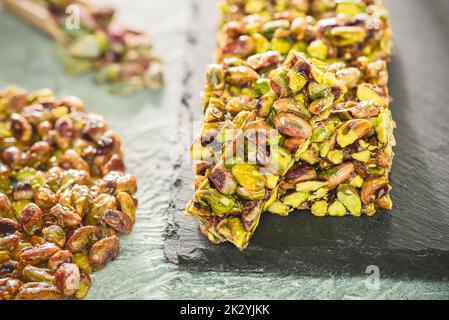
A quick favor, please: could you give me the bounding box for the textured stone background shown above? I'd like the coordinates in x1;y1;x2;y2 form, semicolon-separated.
0;0;448;299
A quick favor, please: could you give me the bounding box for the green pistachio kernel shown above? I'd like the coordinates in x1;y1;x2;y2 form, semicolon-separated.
226;66;259;85
271;38;292;55
298;149;319;164
295;93;304;102
270;147;293;173
198;189;235;216
275;0;287;11
365;203;377;216
330;26;366;47
294;138;311;160
336;0;367;16
14;200;32;219
288;70;307;94
265;174;279;189
350;175;365;188
68;34;106;59
296;181;328;193
311;200;328;217
255;78;271;95
263;20;289;39
217;217;249;250
311;65;325;83
337;184;362;216
328;200;348;217
311;122;335;143
283;192;308;208
291;41;308;53
308;82;331;100
376;109;393;144
273;97;311;119
336;67;362;89
337;119;372;148
245;0;266;13
233;111;251;128
351;150;371;163
319;136;335;158
263;187;278;210
267;201;290;216
307;40;328;61
309;95;334;115
241;87;258;98
73;253;92;274
328;150;344;164
236;186;266;200
270;68;290;97
231;164;266;191
357;83;387;107
253;33;271;53
255;92;277;117
206;64;225;90
308;188;329;201
209;164;238;195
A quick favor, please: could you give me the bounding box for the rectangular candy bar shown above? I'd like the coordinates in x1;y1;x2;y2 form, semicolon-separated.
185;0;395;249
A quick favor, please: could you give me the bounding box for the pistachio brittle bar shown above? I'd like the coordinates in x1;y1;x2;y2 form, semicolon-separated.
217;0;392;63
184;0;395;250
187;51;394;249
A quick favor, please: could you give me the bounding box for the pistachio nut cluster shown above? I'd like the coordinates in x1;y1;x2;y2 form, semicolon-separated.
43;0;164;95
217;0;392;63
0;87;137;299
267;51;394;217
188;50;394;250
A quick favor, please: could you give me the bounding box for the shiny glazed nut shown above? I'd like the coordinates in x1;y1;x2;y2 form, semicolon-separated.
22;265;55;284
116;192;137;225
18;243;61;266
50;204;82;228
100;210;133;235
88;236;120;269
66;226;100;253
0;278;23;300
19;203;43;235
0;234;20;251
55;263;81;296
0;219;18;235
48;250;73;271
17;282;64;300
75;273;91;300
42;225;67;248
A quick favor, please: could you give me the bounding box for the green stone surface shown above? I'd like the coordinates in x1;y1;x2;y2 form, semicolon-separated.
0;0;448;300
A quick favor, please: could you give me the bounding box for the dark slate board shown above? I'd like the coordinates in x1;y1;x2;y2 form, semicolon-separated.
164;0;449;279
